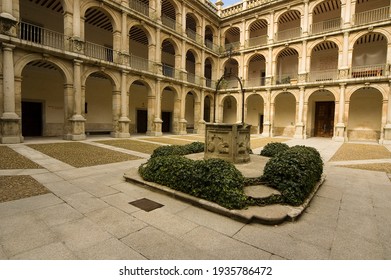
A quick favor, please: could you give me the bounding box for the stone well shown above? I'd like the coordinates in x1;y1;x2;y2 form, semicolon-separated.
204;123;251;164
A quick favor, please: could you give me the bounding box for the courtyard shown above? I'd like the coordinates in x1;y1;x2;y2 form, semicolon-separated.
0;135;391;260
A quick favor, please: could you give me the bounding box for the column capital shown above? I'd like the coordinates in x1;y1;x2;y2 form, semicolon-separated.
1;43;15;50
73;59;83;65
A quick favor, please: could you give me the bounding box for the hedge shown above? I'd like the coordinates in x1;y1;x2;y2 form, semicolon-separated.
151;142;204;158
260;142;289;157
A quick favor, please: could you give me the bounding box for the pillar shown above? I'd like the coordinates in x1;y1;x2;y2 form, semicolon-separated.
178;87;187;135
115;70;130;138
333;83;346;141
0;43;22;143
152;79;163;136
0;0;17;36
295;87;305;139
262;90;271;137
302;0;309;35
382;81;391;143
67;59;86;140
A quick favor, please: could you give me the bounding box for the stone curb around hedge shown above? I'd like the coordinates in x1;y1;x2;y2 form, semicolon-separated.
123;168;326;225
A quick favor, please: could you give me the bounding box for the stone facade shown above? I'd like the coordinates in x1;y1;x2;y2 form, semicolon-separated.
0;0;390;143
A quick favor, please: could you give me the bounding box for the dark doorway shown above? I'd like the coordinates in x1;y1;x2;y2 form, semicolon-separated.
22;101;43;136
259;114;264;134
161;111;172;133
136;110;148;133
204;96;211;122
314;101;335;137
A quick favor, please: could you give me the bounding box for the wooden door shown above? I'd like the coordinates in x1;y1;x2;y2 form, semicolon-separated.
314;101;335;137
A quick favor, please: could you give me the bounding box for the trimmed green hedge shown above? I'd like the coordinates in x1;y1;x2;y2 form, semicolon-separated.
151;142;204;158
260;142;289;157
262;145;323;206
139;156;247;209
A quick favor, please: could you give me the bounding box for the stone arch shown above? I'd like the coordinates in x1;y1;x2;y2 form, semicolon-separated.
273;91;297;137
245;93;265;134
129;79;153;134
347;87;383;141
222;95;238;123
80;0;120;32
82;68;119;91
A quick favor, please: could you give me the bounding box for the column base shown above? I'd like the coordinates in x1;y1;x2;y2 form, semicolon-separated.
67;114;86;140
261;122;271;137
294;123;305;139
111;132;130;138
0;114;23;144
333;123;346;141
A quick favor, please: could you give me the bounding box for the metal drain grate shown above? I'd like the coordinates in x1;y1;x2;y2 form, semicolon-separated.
129;198;164;212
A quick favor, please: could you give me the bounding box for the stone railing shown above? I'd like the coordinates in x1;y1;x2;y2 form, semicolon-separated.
354;6;390;26
18;21;65;50
311;18;341;35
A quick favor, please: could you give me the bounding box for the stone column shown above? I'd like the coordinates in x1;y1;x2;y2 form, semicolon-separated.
73;0;81;38
0;0;17;36
295;86;305;139
333;83;346;141
121;12;128;53
299;40;308;82
344;0;352;27
115;70;130;138
339;32;350;79
0;44;22;143
265;47;273;86
63;84;73;139
302;0;309;35
268;12;275;44
197;90;205;134
68;59;86;140
262;90;271;137
382;81;391;143
152;79;163;136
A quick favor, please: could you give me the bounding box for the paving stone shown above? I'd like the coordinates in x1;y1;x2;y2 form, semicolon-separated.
85;207;147;239
75;238;146;260
101;193;141;214
0;194;63;218
234;224;330;260
177;206;245;237
339;193;374;214
136;191;191;214
330;229;384;260
121;226;214;259
180;227;272;259
31;172;65;184
11;242;77;260
315;185;343;201
33;203;84;227
68;177;119;198
51;218;112;251
0;212;47;237
1;226;58;257
269;254;287;260
132;208;198;238
62;192;109;214
42;181;83;197
304;195;341;218
110;182;151;199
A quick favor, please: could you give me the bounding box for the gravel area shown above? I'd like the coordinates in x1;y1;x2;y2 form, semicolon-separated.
0;176;50;203
330;143;391;161
96;139;162;154
339;163;391;173
28;142;140;168
138;137;198;145
250;137;289;149
0;146;41;169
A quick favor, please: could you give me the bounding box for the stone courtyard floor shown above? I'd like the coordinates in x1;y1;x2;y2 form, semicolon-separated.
0;135;391;259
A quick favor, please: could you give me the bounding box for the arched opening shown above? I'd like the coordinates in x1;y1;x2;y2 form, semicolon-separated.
186;13;198;41
161;39;176;78
246;94;264;134
21;61;65;137
248;19;268;47
247;54;266;87
224;27;241;51
309;41;339;81
204;95;212;122
161;0;177;30
222;96;237;123
223;59;239;88
276;48;299;84
129;80;149;134
161;87;176;133
19;0;64;49
274;92;296;137
354;0;389;25
84;72;113;135
205;25;215;50
186;50;196;83
307;90;336;138
185;92;195;133
276;10;301;41
351;33;387;78
204;58;213;88
348;88;383;141
84;8;114;61
311;0;342;34
129;26;149;70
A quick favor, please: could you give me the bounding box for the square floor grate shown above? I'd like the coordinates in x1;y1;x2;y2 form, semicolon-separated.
129;198;164;212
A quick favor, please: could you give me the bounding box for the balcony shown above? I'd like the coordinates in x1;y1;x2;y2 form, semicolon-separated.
245;35;267;48
161;15;181;33
84;42;113;62
354;6;390;25
223;41;241;52
205;39;220;52
129;0;152;17
275;73;298;85
276;27;301;42
162;64;180;79
311;18;341;35
351;64;387;78
308;69;339;82
186;28;203;44
18;21;65;50
245;77;266;87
